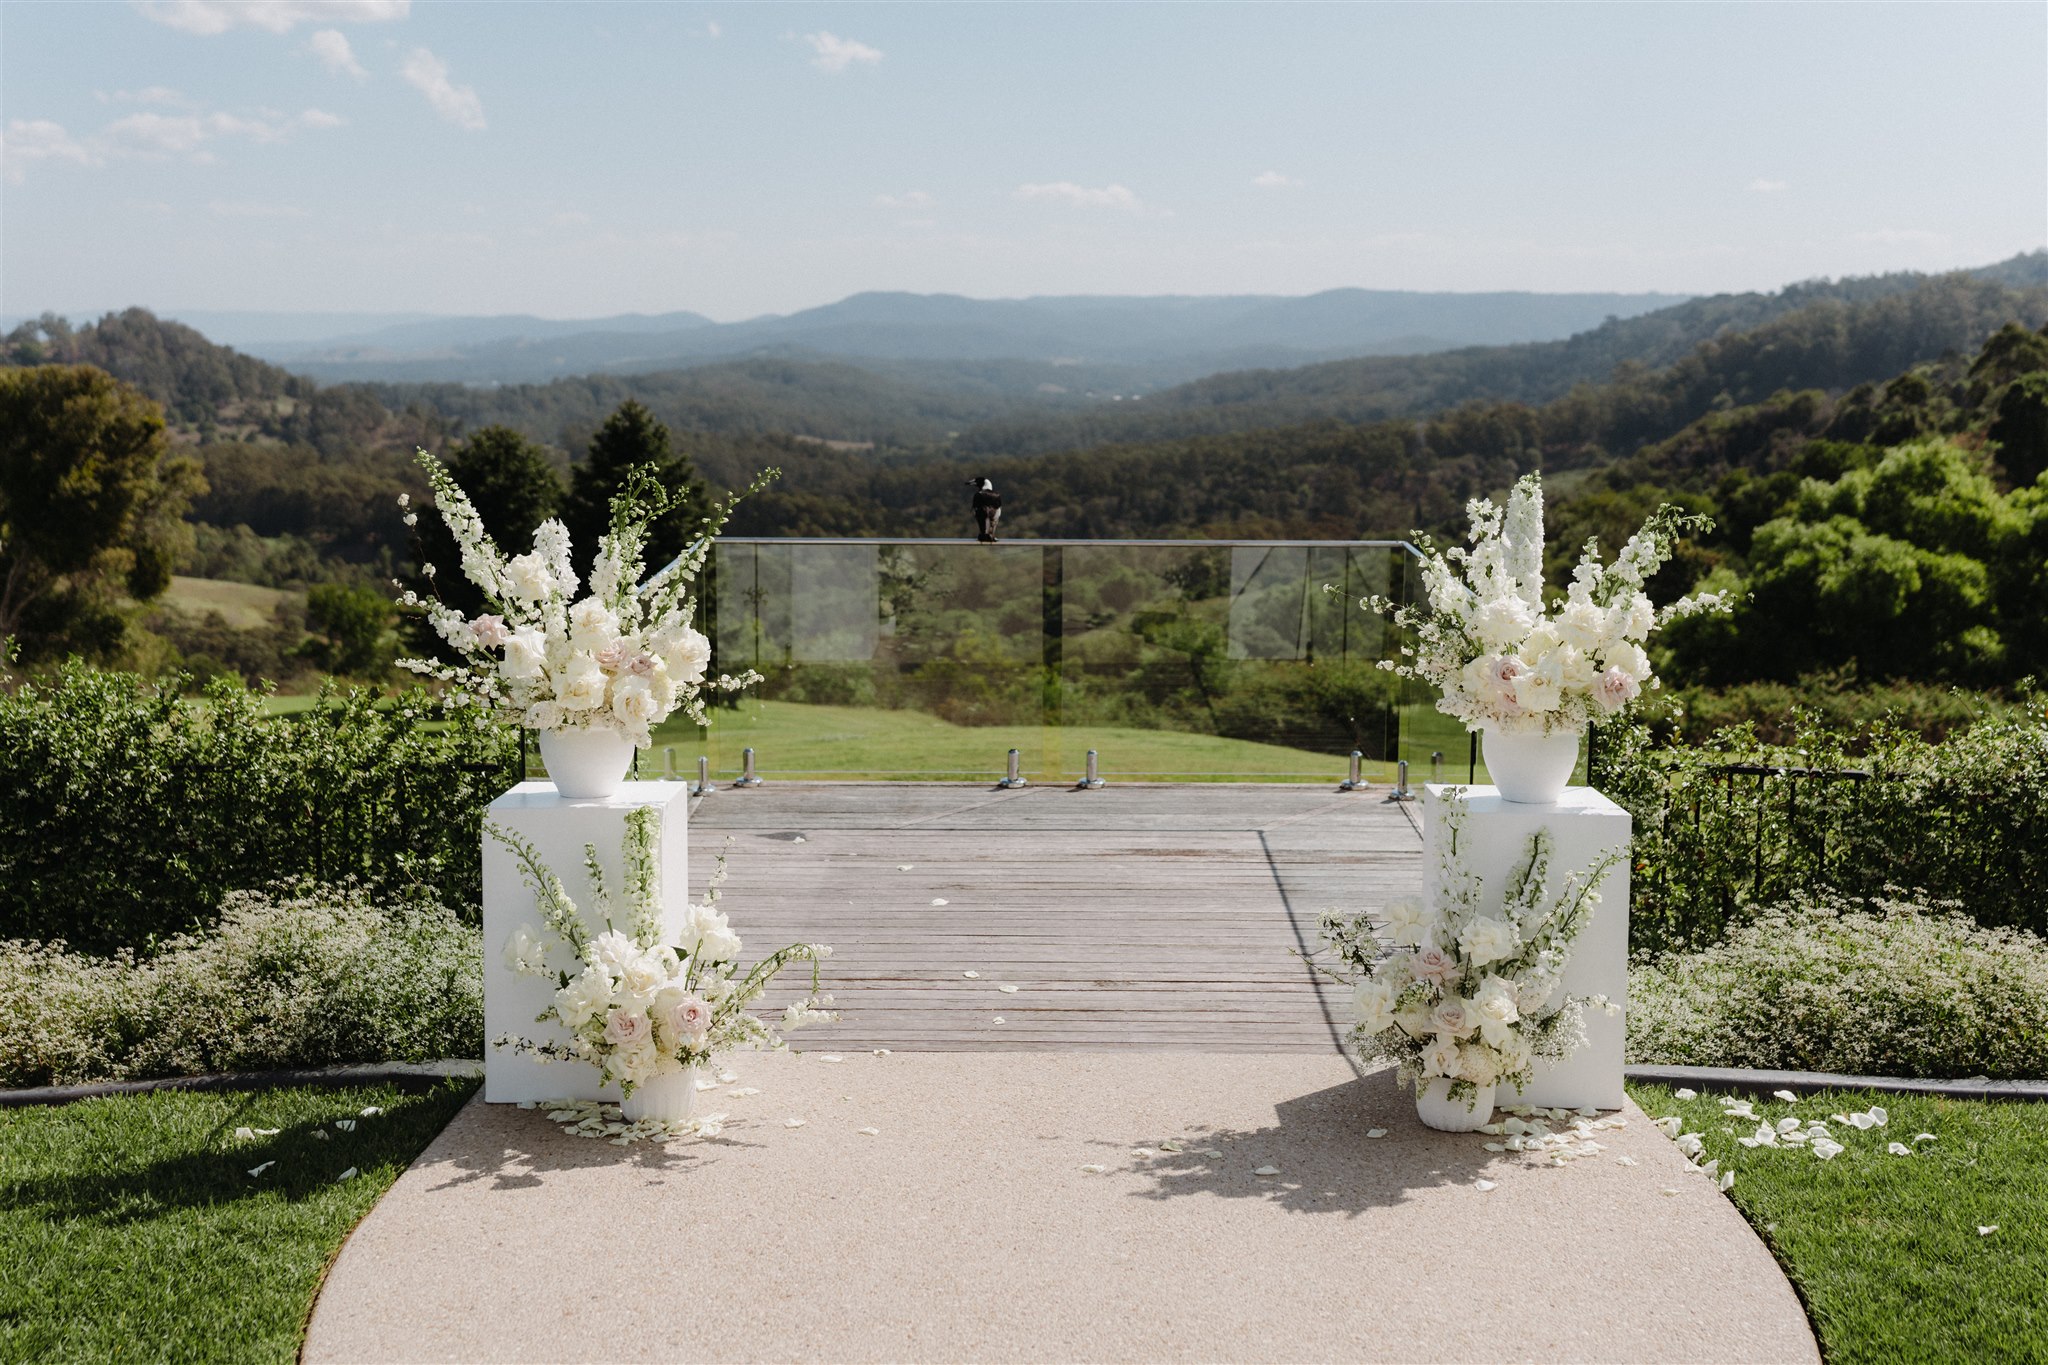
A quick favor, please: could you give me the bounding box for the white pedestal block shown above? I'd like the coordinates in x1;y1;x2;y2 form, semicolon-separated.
1422;784;1630;1111
481;780;691;1105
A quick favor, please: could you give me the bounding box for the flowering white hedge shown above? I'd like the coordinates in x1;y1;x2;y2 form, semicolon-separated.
493;809;833;1096
400;452;776;746
1317;790;1622;1105
1363;472;1726;735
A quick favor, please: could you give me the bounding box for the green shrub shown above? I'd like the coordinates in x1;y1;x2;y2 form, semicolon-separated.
0;883;482;1087
1600;707;2048;954
1628;891;2048;1079
1652;675;2022;746
0;662;517;952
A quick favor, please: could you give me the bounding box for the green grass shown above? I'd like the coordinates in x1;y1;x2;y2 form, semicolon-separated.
643;698;1392;782
161;577;298;631
1628;1084;2048;1363
0;1078;477;1365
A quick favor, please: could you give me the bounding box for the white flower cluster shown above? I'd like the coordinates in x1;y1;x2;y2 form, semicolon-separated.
491;810;835;1098
1318;791;1622;1104
398;449;775;746
1363;473;1727;735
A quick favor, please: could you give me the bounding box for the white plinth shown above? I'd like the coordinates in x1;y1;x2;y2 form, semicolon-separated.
1422;784;1630;1111
482;780;691;1105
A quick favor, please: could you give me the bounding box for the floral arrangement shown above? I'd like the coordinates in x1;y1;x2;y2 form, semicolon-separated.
1317;790;1622;1106
492;808;835;1095
398;450;776;746
1362;472;1726;735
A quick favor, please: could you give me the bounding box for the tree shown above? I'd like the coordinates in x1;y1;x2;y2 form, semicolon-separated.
405;425;564;650
305;583;394;678
1989;372;2048;488
0;364;203;658
561;400;706;584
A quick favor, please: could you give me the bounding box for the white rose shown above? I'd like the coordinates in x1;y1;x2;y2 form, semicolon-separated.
1510;656;1563;713
501;925;548;977
1457;916;1519;968
618;948;668;998
1380;895;1433;948
609;1039;659;1087
1421;1036;1462;1078
1474;975;1520;1025
1624;593;1655;641
568;597;619;649
1469;596;1537;652
554;965;613;1028
554;652;608;711
658;625;712;685
1352;978;1401;1034
502;628;547;680
687;904;742;962
505;552;554;603
612;674;665;730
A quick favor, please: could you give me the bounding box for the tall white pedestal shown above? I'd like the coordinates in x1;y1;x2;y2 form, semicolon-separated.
481;780;691;1105
1421;784;1630;1110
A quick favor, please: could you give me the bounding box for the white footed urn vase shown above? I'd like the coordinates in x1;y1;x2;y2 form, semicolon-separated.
1415;1077;1496;1132
1480;725;1581;805
621;1065;700;1124
537;726;637;800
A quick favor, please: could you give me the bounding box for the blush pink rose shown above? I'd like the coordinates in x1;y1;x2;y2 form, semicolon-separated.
603;1008;649;1048
665;994;712;1042
470;615;510;648
1594;665;1642;713
1412;945;1457;987
622;652;656;676
595;640;630;671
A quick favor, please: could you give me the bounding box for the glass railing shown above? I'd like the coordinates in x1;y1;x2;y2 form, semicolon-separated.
640;537;1486;784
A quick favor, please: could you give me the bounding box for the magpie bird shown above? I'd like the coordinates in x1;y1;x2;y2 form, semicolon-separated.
967;477;1002;542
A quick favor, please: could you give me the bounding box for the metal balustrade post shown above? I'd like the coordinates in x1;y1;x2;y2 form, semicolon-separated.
1077;749;1105;790
661;746;677;781
1339;750;1367;791
692;755;717;796
1431;750;1443;785
1391;758;1412;801
735;746;763;787
998;748;1027;789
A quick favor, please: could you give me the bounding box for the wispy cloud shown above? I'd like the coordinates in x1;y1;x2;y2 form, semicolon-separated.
401;48;485;130
705;20;721;39
307;29;369;79
875;190;934;209
137;0;410;36
209;198;311;218
1745;178;1788;193
1014;181;1147;213
98;85;196;108
804;31;883;72
1251;170;1303;189
3;104;339;181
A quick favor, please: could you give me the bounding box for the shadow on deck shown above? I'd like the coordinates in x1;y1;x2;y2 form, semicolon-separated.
688;783;1424;1052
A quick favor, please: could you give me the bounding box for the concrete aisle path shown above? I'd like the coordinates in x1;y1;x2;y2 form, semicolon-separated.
305;1052;1818;1364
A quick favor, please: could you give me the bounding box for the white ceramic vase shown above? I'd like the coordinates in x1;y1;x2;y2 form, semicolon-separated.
1481;724;1581;804
621;1065;700;1124
537;726;636;800
1415;1077;1496;1132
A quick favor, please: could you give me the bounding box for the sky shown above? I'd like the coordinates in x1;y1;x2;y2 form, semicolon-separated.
2;0;2044;323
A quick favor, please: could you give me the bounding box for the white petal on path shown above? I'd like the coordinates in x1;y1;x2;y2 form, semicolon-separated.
931;899;949;906
1253;1165;1281;1176
1080;1163;1108;1174
336;1167;358;1182
1673;1088;1697;1100
248;1161;275;1178
856;1127;880;1136
1474;1179;1497;1192
1365;1128;1389;1139
784;1118;806;1128
962;970;980;979
998;984;1019;993
1772;1090;1799;1103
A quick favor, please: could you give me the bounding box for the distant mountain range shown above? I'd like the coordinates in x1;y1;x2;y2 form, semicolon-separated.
155;288;1691;386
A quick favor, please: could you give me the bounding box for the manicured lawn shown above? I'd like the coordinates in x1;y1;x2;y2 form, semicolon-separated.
1628;1084;2047;1364
645;698;1394;783
161;576;299;631
0;1079;477;1365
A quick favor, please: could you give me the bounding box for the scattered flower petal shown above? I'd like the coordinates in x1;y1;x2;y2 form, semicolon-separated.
726;1087;762;1098
1474;1179;1497;1192
997;984;1019;993
1253;1165;1280;1176
517;1101;537;1110
856;1127;880;1136
1772;1089;1799;1103
872;1049;892;1056
1811;1138;1845;1161
717;1070;739;1084
897;864;914;871
1979;1225;1999;1236
1869;1106;1889;1127
334;1119;356;1132
1365;1128;1389;1139
1483;1142;1505;1152
963;971;980;979
232;1127;256;1143
784;1118;806;1128
1202;1149;1224;1159
992;1017;1005;1024
818;1055;845;1063
1915;1133;1938;1143
1080;1163;1108;1174
248;1161;275;1178
359;1107;382;1118
1888;1142;1913;1157
1673;1088;1697;1100
1660;1187;1680;1197
1615;1155;1639;1167
1159;1139;1185;1152
931;899;949;906
1132;1148;1155;1158
313;1130;329;1141
695;1077;721;1090
336;1167;357;1182
1718;1171;1736;1192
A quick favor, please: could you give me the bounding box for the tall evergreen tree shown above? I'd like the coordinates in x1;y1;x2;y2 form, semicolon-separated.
562;400;707;583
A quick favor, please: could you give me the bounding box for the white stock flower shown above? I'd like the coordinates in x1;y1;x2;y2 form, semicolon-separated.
505;551;555;603
1557;600;1608;655
1458;917;1519;968
687;903;742;962
587;929;640;974
568;597;620;649
1353;978;1401;1034
555;652;608;711
618;948;669;998
1470;596;1537;652
1602;640;1652;683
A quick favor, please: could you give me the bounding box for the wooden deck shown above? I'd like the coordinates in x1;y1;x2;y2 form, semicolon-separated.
688;782;1423;1052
